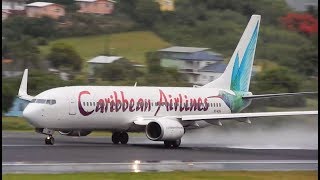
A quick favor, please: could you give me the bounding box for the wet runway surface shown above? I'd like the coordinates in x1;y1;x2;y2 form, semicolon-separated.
2;131;318;173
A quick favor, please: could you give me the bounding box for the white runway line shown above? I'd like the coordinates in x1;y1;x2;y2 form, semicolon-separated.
3;160;318;166
3;160;318;173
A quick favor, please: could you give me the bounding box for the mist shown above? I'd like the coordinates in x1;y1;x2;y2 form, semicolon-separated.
182;119;318;149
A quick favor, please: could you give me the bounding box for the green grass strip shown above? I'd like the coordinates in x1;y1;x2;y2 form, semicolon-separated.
2;171;317;180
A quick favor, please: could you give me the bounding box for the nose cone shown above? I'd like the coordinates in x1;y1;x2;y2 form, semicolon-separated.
23;104;41;127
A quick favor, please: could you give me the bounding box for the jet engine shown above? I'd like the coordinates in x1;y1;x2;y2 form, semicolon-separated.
59;130;92;136
145;118;184;141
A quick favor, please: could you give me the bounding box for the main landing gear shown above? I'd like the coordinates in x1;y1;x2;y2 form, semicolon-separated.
164;139;181;148
45;135;55;145
112;132;129;144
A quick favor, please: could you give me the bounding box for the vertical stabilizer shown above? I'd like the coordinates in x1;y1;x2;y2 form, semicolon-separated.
202;15;260;92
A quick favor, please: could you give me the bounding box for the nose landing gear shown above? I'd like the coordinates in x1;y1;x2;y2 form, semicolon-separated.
112;132;129;144
45;135;55;145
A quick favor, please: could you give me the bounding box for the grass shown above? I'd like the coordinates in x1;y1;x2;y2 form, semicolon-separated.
39;31;171;65
2;116;33;131
2;171;317;180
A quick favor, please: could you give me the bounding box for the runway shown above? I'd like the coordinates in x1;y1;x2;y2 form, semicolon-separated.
2;131;318;173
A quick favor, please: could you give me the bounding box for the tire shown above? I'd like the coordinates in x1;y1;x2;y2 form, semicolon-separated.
119;132;129;144
49;137;55;145
45;137;50;145
164;141;172;148
112;132;120;144
45;136;54;145
172;139;181;148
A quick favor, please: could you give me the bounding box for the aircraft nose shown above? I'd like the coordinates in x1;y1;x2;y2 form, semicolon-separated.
23;105;41;126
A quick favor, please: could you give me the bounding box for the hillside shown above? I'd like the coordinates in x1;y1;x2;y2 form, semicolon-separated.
39;31;171;64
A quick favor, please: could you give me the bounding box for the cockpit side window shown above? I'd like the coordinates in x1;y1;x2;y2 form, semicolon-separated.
51;100;56;104
30;99;56;105
36;99;46;104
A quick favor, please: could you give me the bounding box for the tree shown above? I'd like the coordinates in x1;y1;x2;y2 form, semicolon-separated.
2;79;19;113
47;43;83;71
95;59;144;81
6;36;41;69
251;66;305;107
134;0;161;27
297;45;318;76
3;16;57;41
307;5;318;18
280;13;318;36
146;52;163;74
27;70;67;95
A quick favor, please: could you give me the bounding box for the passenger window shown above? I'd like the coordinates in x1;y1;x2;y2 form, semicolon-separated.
90;102;92;106
46;100;51;104
87;102;89;106
31;99;36;103
93;102;95;106
83;102;86;106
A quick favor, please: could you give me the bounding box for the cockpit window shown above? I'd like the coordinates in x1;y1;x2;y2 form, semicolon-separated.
30;99;56;105
36;99;46;104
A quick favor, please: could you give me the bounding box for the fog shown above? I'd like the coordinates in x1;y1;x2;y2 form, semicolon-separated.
182;119;318;149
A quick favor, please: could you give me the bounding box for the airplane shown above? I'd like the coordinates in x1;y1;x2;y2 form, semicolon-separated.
19;15;318;148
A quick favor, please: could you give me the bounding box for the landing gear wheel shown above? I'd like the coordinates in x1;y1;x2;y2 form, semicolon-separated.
112;132;120;144
172;139;181;148
45;136;54;145
164;141;172;148
119;132;129;144
164;139;181;148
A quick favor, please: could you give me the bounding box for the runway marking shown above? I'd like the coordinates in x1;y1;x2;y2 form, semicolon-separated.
3;160;318;166
3;160;317;173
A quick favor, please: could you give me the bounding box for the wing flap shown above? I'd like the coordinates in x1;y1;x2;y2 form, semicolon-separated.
181;111;318;121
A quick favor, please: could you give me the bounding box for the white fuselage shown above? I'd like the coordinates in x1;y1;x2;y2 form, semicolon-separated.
23;86;234;131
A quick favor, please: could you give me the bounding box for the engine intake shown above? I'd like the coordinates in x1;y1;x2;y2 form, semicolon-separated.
59;130;92;136
145;118;184;141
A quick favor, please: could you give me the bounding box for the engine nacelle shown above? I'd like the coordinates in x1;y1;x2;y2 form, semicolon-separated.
145;118;184;141
59;130;92;136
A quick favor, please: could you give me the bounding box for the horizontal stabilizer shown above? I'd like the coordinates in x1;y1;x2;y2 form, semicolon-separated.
242;92;318;99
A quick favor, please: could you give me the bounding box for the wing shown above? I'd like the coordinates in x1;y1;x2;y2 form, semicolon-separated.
180;111;318;121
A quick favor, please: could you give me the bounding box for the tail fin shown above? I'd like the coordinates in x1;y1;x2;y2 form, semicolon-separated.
203;15;261;92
